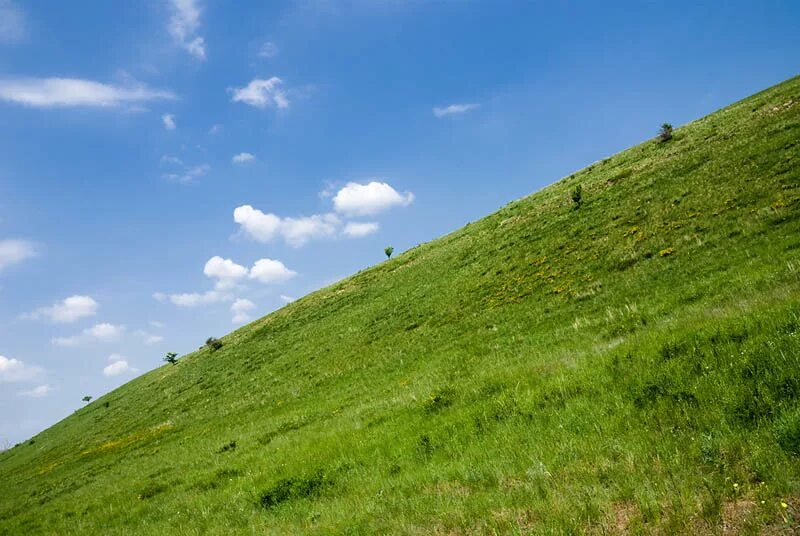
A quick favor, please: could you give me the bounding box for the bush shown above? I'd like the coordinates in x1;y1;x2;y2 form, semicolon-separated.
82;396;92;404
205;337;223;352
659;123;673;142
163;352;178;365
384;246;394;259
571;184;583;209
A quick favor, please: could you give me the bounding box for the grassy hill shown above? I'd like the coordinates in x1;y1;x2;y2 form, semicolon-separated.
2;76;799;535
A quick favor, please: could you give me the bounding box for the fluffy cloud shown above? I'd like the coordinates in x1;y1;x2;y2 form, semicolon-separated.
0;1;26;44
280;294;295;303
0;355;42;382
259;42;279;58
343;221;379;237
0;77;174;107
332;181;414;217
433;103;480;118
249;259;297;284
23;295;98;323
233;205;340;247
229;77;288;109
0;239;35;271
231;298;256;324
18;384;52;398
167;0;206;60
162;113;176;130
204;256;248;289
103;354;137;377
52;323;124;347
232;152;255;164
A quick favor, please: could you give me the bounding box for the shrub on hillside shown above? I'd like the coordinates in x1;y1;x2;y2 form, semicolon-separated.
384;246;394;259
163;352;178;365
659;123;673;142
571;184;583;209
205;337;223;352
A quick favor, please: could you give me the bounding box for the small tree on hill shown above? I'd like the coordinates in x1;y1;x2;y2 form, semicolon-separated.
205;337;223;352
571;184;583;209
384;246;394;259
164;352;178;365
659;123;673;142
82;395;92;404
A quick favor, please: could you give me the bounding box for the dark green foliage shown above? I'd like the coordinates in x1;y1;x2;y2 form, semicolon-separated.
259;471;332;509
659;122;674;142
204;337;223;352
217;440;236;454
776;409;800;455
81;396;92;404
571;183;583;208
384;246;394;259
137;483;167;500
163;352;178;365
422;387;456;413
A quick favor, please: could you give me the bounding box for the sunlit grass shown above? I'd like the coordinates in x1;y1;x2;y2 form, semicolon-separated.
0;76;799;534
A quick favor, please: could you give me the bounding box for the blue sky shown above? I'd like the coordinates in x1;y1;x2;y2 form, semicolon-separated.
0;1;798;445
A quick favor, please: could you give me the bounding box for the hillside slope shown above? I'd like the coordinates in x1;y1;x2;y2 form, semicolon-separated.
1;77;799;535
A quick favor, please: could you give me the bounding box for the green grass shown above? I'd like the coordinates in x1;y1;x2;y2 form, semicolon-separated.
1;76;799;535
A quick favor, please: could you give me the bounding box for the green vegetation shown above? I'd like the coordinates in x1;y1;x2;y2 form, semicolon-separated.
571;183;583;209
1;76;799;534
81;396;92;404
385;245;394;259
659;122;674;142
204;337;223;352
163;352;178;366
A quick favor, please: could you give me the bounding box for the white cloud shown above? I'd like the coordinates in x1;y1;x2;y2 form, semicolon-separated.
18;384;52;398
259;42;279;58
149;320;165;328
232;152;255;164
103;358;137;377
163;163;209;184
135;330;164;345
162;113;176;130
233;205;340;247
280;294;295;303
0;1;26;44
23;295;98;323
204;256;248;289
332;181;414;217
229;77;289;109
249;258;297;284
0;239;35;271
52;323;124;347
433;103;480;118
343;221;379;237
167;0;206;60
0;355;42;382
0;77;174;108
231;298;256;324
157;289;231;307
280;214;340;247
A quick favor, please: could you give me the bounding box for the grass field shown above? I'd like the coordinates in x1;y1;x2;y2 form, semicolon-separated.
1;76;799;535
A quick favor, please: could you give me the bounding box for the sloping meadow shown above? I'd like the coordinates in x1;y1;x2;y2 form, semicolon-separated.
1;76;799;534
